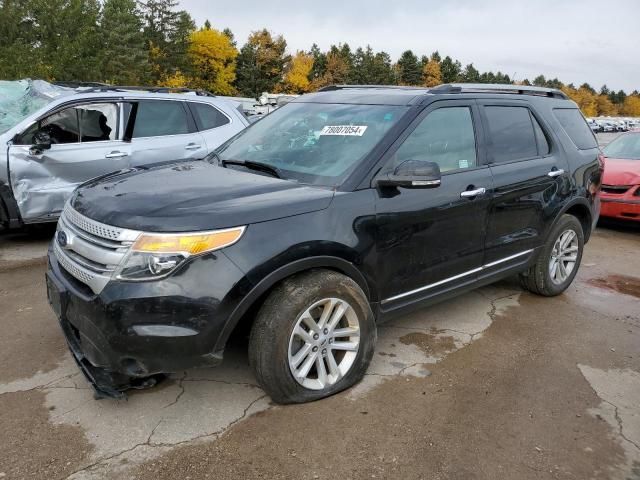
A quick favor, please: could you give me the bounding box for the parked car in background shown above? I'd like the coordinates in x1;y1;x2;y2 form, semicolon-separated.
586;118;601;133
600;131;640;221
0;82;249;230
46;83;602;403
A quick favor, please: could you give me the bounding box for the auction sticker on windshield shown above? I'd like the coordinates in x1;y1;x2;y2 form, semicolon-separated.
320;125;368;136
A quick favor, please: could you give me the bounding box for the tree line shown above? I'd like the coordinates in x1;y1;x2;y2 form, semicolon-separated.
1;0;639;116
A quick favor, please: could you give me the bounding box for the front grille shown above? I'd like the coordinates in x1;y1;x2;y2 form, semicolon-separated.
54;204;141;294
601;184;631;195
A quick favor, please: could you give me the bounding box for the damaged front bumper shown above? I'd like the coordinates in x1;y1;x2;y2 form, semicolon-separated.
45;246;234;398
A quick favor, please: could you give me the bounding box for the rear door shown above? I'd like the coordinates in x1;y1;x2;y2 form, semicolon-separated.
8;101;128;222
186;100;242;151
126;99;208;167
479;100;571;270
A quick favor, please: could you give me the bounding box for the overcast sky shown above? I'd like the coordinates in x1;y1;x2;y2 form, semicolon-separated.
180;0;639;92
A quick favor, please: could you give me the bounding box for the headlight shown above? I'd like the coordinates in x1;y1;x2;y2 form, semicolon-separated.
115;226;246;280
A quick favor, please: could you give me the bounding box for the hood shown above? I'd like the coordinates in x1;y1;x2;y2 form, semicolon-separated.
602;157;640;186
70;161;335;232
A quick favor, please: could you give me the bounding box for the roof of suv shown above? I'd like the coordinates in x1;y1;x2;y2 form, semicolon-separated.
295;83;569;106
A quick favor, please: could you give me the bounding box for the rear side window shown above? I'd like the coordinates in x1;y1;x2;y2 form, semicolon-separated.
132;100;190;138
189;102;230;130
485;106;538;163
553;108;597;150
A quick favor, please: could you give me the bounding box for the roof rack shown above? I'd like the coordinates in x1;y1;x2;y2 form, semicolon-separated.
53;81;111;88
429;83;568;99
318;84;429;92
67;85;216;97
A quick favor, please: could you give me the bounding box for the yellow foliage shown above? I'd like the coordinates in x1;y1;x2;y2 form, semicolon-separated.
596;95;618;116
621;95;640;116
188;28;238;95
423;61;442;87
562;86;597;117
311;52;349;90
158;70;189;88
148;41;165;79
280;51;313;93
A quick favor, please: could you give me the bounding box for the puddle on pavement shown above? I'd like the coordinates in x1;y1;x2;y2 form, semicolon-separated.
399;331;457;356
588;275;640;299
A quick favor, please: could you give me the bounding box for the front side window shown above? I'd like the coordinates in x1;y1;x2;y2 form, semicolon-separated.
132;100;190;138
78;103;118;142
485;106;538;163
217;102;409;186
393;107;477;172
39;108;80;144
190;102;230;130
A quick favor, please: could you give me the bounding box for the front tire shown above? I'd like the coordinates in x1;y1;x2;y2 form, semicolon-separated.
520;214;584;296
249;269;376;404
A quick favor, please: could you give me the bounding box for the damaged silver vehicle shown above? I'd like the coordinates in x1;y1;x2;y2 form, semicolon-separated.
0;80;250;229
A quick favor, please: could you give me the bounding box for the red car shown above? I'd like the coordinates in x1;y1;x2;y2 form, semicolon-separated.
600;132;640;221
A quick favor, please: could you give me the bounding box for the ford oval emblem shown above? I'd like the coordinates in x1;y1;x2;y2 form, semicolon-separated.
57;231;68;248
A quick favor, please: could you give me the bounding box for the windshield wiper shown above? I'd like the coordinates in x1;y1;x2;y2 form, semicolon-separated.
221;159;282;179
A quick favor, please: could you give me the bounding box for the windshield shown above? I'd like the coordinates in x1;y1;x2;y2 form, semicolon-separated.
0;80;73;135
603;133;640;160
216;102;409;186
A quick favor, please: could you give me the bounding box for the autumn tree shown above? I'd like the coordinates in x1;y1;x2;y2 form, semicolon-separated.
187;26;237;95
596;94;617;116
396;50;422;85
280;51;313;93
99;0;148;84
235;29;289;98
311;50;350;89
422;60;442;87
621;95;640;116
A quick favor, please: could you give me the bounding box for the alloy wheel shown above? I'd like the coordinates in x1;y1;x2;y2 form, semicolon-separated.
549;229;579;285
288;297;360;390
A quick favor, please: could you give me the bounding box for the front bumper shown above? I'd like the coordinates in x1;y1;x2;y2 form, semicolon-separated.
600;188;640;221
46;244;248;397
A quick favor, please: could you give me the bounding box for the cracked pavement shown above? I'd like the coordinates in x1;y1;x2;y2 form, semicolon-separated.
1;221;639;480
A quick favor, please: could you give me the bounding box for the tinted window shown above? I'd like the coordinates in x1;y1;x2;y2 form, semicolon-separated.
132;100;189;138
78;103;117;142
41;108;80;144
190;102;229;130
393;107;477;172
531;114;550;156
485;106;538;163
553;108;598;150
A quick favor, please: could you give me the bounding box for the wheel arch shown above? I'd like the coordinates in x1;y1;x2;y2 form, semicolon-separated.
213;256;373;353
558;198;593;243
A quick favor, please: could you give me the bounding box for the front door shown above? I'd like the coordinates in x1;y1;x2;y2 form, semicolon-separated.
375;101;493;311
8;102;129;222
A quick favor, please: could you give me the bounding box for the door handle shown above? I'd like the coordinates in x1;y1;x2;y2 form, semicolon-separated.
460;187;486;198
185;143;202;150
105;151;128;158
547;169;565;178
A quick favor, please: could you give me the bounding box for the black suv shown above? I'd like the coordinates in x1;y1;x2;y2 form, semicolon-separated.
46;84;602;403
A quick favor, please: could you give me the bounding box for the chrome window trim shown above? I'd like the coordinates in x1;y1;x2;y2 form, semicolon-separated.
381;249;534;304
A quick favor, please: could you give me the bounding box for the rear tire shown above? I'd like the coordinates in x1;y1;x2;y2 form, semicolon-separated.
249;269;376;404
519;214;584;296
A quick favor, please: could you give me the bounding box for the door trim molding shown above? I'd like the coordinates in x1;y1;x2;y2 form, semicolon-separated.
381;249;533;304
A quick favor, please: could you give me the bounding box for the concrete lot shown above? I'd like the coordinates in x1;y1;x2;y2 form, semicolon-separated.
0;131;638;480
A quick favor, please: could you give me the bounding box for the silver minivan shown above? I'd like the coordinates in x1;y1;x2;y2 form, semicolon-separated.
0;83;250;229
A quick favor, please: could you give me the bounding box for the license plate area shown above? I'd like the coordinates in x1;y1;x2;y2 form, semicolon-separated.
46;271;68;320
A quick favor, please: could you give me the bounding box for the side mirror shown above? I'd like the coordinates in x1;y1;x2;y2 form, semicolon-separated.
376;160;441;189
31;130;52;153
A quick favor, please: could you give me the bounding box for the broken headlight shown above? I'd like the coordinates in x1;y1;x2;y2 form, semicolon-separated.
116;227;246;281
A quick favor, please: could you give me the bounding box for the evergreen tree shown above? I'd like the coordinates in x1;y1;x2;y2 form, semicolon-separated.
235;29;289;98
100;0;148;84
308;43;327;82
0;0;39;78
461;63;480;82
533;75;547;87
396;50;421;85
439;56;461;83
